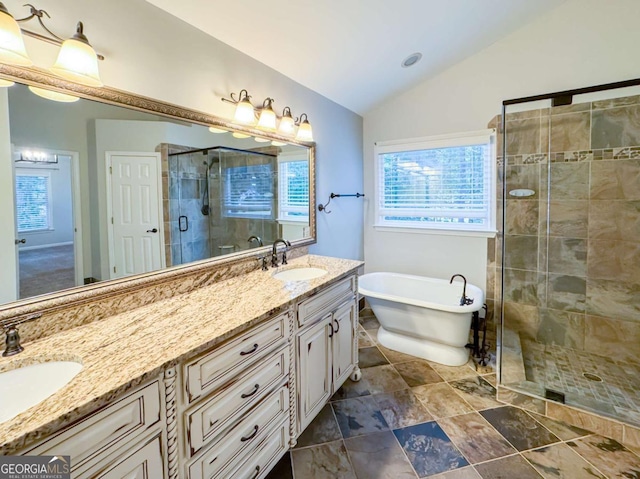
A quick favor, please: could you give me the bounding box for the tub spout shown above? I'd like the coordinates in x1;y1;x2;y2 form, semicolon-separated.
450;274;474;306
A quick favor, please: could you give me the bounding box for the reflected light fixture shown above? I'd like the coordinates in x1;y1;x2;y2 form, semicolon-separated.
257;97;276;131
232;132;250;139
0;2;32;66
29;85;79;102
0;4;104;87
278;106;295;136
208;126;227;134
295;113;314;142
271;140;287;146
254;137;270;143
0;78;14;87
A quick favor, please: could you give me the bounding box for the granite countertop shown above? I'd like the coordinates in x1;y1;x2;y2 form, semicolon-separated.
0;254;363;453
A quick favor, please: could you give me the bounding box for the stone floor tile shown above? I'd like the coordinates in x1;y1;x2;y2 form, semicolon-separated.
428;466;482;479
437;412;516;464
331;378;372;401
413;383;475;419
291;440;357;479
475;454;543;479
393;421;469;477
567;435;640;478
358;328;375;349
362;364;409;394
394;360;444;387
523;443;606;478
480;406;560;451
449;376;502;411
377;344;417;364
332;396;389;438
528;412;592;441
372;389;433;429
427;359;479;382
359;346;390;368
295;404;342;448
344;430;416;479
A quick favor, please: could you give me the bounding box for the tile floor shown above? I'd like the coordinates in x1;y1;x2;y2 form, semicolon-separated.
266;309;640;479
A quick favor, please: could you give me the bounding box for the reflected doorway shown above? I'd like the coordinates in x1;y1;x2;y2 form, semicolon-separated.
13;149;83;299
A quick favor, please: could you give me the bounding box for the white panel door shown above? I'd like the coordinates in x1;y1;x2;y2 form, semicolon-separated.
107;153;162;279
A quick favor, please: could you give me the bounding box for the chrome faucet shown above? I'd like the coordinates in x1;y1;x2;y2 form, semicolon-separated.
271;238;291;267
247;235;263;247
2;313;41;357
450;274;474;306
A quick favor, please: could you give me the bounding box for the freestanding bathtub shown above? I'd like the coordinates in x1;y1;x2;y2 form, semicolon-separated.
358;272;484;366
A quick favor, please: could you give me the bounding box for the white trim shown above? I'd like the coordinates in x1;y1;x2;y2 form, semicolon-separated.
20;241;73;251
373;225;497;238
375;129;495;149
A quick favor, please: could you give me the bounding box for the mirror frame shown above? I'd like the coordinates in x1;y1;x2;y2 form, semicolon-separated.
0;64;316;317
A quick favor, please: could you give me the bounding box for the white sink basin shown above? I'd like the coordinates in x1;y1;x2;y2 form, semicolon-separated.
273;267;327;281
0;361;82;423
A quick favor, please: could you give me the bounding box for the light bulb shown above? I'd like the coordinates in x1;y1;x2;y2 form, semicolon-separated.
233;93;256;125
0;3;32;66
257;98;277;131
278;107;296;136
50;22;102;87
295;114;314;142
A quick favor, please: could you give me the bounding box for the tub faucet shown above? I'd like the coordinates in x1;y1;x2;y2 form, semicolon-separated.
450;274;474;306
271;238;291;267
247;235;263;247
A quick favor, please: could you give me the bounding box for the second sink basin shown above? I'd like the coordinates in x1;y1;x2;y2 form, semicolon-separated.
0;360;83;423
273;267;327;281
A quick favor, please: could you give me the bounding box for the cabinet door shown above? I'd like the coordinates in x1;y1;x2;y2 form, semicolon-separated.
332;300;357;390
297;314;332;432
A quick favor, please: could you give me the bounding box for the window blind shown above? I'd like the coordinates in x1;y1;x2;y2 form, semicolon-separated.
278;160;309;221
375;131;495;232
16;173;51;232
223;164;274;219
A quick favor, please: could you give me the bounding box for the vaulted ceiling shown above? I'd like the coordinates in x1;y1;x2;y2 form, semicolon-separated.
145;0;567;115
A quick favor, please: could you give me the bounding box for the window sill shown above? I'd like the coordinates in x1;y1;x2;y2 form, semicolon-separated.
373;225;497;238
277;218;309;225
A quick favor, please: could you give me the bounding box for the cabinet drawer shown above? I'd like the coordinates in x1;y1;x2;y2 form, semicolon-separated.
297;276;355;327
186;347;289;456
214;419;289;479
188;385;289;479
78;433;164;479
24;381;161;471
185;312;288;403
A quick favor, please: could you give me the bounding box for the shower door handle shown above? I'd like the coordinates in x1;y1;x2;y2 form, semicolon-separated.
178;216;189;232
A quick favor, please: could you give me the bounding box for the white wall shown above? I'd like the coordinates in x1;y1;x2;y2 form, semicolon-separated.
2;0;364;262
363;0;640;290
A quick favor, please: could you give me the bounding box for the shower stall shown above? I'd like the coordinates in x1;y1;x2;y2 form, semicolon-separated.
165;146;278;267
497;79;640;429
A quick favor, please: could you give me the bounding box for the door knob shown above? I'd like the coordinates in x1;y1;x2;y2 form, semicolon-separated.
146;228;158;233
14;239;26;244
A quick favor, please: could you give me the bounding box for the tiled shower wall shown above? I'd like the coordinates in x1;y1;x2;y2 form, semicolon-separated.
488;94;640;365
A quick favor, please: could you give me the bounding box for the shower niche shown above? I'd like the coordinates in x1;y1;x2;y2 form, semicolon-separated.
164;145;309;267
495;80;640;430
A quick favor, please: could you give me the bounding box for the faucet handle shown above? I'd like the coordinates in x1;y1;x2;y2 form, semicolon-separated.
3;325;24;357
257;255;269;271
282;250;288;265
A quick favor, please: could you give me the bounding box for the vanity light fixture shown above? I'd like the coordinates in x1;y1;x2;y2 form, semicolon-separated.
0;3;103;87
295;113;314;142
221;90;315;142
254;137;270;143
232;132;251;139
256;97;277;131
208;126;227;134
17;149;58;164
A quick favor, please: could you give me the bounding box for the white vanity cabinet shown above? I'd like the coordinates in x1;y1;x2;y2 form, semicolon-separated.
295;276;359;433
179;310;291;479
20;378;165;479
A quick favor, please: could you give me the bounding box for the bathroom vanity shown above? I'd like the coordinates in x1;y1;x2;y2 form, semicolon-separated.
0;255;362;479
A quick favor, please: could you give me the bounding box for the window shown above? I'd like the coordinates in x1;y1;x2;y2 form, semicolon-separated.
222;163;274;219
15;172;53;232
278;159;309;222
374;130;496;234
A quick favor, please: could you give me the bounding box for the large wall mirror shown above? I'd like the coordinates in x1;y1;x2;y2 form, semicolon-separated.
0;68;315;310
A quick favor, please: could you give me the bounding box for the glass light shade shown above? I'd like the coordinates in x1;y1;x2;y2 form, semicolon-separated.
271;140;287;146
278;114;296;136
295;119;314;142
0;8;32;66
257;105;277;131
232;132;250;139
50;38;103;87
233;98;256;125
29;86;80;103
208;126;227;133
0;78;14;87
254;137;270;143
